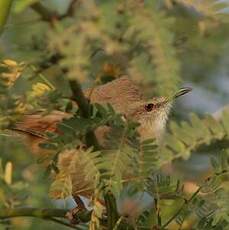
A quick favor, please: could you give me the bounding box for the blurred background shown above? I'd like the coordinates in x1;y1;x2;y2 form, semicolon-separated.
0;0;228;229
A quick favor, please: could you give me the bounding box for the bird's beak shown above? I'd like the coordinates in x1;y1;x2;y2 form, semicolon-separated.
165;87;192;103
173;87;192;99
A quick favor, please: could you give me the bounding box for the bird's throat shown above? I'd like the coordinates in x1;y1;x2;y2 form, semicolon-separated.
138;112;169;141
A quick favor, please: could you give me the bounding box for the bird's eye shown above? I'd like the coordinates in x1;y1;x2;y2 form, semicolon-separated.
145;103;155;112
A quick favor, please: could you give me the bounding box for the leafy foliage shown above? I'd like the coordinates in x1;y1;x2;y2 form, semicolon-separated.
0;160;28;208
161;110;229;162
175;0;229;22
45;1;181;96
0;0;228;229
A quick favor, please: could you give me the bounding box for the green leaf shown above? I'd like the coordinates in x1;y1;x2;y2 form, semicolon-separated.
0;0;13;35
204;115;225;140
221;111;229;136
189;113;211;142
169;121;193;145
13;0;39;13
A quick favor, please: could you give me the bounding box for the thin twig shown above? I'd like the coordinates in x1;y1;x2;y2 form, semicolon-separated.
161;187;202;229
113;216;124;230
68;79;101;150
48;217;79;229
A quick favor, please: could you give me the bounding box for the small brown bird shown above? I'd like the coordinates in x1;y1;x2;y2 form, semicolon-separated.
11;76;191;198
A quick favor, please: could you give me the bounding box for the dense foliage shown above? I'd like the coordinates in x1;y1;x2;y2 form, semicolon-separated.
0;0;228;229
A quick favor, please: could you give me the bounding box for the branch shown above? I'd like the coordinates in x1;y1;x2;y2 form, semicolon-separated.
30;0;117;221
0;0;13;35
161;186;202;229
69;81;120;228
30;2;57;22
68;80;91;118
104;191;119;229
30;0;78;24
0;207;67;219
68;80;100;150
0;207;92;227
31;2;99;150
48;217;78;229
161;170;228;229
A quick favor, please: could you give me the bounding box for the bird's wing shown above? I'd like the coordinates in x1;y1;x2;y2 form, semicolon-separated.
12;76;142;137
12;111;70;139
90;76;143;102
84;76;144;114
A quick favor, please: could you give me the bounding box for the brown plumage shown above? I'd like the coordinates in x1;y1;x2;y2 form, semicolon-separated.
12;76;147;198
13;76;144;157
84;76;144;114
12;76;191;198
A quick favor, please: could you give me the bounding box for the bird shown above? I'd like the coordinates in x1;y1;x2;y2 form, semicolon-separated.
11;76;191;199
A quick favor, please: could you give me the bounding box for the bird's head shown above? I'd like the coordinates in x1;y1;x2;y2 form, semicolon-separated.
128;87;192;140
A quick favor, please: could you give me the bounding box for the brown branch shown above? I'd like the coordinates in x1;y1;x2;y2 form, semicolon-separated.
30;1;99;150
0;207;67;219
30;2;117;223
68;80;101;150
0;207;92;228
30;0;78;24
69;81;120;228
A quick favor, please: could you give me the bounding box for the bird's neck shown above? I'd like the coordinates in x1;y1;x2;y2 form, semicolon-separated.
138;113;169;141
